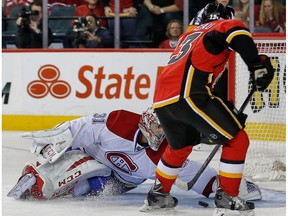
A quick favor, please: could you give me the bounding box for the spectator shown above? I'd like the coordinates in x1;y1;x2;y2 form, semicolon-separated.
47;0;86;8
5;0;34;17
159;19;183;49
72;14;113;48
103;0;142;44
137;0;183;47
234;0;260;28
258;0;286;32
47;0;81;15
74;0;107;27
15;2;52;48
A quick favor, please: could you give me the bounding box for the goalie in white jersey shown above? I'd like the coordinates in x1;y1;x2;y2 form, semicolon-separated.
8;108;261;201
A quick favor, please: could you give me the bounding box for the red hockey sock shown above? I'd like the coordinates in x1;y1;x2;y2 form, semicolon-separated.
219;129;249;196
156;145;192;193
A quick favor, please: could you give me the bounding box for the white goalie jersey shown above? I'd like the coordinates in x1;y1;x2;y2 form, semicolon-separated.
70;110;161;185
69;110;216;190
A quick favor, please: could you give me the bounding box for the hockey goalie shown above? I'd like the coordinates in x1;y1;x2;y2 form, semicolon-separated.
8;108;261;202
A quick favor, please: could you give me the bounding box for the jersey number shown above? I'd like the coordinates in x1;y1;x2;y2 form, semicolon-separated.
168;32;202;65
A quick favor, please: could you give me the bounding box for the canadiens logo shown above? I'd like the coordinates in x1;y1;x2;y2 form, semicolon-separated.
106;152;138;175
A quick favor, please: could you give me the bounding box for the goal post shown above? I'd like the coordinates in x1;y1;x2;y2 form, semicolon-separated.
228;33;286;181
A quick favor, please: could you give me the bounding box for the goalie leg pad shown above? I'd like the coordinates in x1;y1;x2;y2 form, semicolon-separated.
7;173;36;199
238;178;262;201
177;159;218;196
39;150;111;199
9;150;111;200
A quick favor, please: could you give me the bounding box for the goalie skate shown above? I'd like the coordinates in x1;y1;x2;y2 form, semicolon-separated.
212;188;255;216
7;173;36;199
238;178;262;201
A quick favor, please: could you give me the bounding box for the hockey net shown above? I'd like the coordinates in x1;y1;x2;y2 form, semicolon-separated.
229;34;286;182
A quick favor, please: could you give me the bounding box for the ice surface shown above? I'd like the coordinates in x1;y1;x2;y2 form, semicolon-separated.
2;131;286;216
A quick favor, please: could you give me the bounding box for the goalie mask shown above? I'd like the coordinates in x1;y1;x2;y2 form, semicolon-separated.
202;3;230;23
138;107;165;151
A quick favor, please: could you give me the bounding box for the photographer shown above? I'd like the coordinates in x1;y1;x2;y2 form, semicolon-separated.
72;14;114;48
15;2;52;48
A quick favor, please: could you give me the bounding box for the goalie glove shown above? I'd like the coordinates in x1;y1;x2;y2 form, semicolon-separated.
252;55;274;91
22;121;85;164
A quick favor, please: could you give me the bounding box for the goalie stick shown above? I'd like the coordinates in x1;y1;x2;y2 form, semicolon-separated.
176;87;256;191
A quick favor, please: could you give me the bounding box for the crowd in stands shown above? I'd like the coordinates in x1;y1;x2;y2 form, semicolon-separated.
2;0;286;49
233;0;285;32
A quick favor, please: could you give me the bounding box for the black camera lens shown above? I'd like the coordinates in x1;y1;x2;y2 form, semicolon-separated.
31;10;40;16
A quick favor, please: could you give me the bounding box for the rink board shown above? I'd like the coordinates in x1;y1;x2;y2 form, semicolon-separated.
2;49;286;143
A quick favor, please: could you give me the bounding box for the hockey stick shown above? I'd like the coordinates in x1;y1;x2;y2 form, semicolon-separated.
176;87;256;191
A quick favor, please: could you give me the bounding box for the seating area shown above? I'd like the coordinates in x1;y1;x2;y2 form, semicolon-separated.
48;6;76;48
2;1;286;49
2;5;156;49
2;5;76;48
2;6;25;48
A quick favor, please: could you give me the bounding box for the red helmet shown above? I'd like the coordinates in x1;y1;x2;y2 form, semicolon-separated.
138;107;165;151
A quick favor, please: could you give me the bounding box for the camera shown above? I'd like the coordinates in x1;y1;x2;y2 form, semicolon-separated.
73;17;89;46
73;17;88;33
18;7;40;26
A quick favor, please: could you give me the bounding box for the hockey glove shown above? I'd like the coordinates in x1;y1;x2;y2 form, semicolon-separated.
252;55;274;91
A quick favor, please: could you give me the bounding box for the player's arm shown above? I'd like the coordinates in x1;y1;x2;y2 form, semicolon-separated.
223;21;274;91
205;20;274;91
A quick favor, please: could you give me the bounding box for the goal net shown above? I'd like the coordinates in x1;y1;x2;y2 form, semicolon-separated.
232;36;286;181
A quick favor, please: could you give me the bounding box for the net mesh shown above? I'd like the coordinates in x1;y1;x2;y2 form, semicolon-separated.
234;39;286;181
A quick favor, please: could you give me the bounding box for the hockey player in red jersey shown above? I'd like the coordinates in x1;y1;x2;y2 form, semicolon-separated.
8;108;261;202
141;3;274;216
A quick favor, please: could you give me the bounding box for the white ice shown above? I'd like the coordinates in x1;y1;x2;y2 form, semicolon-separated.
2;131;286;216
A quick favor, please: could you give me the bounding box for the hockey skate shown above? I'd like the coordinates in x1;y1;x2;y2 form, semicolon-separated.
213;188;255;216
140;181;178;212
7;173;36;199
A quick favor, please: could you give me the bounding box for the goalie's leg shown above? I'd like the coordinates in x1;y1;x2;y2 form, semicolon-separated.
176;159;262;201
7;150;111;200
7;173;36;199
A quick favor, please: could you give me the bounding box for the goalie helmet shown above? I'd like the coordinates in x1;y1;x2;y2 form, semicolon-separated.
202;3;230;23
138;107;165;151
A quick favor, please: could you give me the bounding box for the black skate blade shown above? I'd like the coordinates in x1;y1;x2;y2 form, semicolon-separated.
246;201;255;209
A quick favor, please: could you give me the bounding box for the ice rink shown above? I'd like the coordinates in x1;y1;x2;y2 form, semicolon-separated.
2;131;286;216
